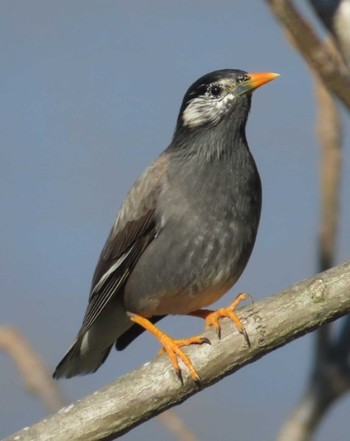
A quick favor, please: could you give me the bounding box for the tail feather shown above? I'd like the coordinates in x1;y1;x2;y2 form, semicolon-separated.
53;337;113;379
53;298;132;379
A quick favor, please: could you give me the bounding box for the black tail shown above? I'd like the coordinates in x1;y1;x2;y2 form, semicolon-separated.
53;338;112;379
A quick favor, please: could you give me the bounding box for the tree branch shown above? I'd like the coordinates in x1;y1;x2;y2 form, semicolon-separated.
266;3;350;437
0;326;198;441
267;0;350;110
3;260;350;441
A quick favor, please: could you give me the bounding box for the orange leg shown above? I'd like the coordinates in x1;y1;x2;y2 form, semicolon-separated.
129;313;210;384
188;293;252;345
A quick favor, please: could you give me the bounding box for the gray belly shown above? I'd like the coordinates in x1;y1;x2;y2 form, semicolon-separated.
124;148;261;316
123;216;256;316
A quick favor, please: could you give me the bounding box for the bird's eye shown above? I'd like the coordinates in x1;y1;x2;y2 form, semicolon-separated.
209;85;222;97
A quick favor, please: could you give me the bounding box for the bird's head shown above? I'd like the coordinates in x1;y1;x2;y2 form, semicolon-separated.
176;69;279;131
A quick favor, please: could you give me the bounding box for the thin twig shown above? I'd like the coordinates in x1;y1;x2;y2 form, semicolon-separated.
158;410;200;441
314;64;342;272
267;0;350;109
309;0;350;65
267;3;349;439
0;325;65;413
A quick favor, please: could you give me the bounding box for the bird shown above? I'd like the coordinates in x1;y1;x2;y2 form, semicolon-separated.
53;69;279;383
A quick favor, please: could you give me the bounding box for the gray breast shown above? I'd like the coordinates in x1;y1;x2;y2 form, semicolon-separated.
124;145;261;316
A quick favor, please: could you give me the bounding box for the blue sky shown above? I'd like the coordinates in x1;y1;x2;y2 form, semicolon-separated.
1;1;350;440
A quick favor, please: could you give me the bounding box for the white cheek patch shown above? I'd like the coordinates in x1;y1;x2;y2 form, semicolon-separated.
182;93;235;128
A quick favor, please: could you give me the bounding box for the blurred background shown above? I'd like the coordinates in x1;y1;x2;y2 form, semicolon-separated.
0;1;349;440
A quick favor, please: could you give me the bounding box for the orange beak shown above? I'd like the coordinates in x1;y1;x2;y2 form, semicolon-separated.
247;72;280;91
234;72;280;96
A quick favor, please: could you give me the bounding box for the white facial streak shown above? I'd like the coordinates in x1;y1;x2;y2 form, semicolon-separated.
182;91;236;128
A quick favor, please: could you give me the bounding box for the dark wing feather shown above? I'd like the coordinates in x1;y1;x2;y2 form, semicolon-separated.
77;155;167;337
115;315;165;350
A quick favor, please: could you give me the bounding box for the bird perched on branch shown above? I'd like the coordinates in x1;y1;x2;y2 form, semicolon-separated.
54;69;279;383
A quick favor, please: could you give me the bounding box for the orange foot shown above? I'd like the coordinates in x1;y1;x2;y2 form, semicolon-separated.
129;313;210;384
189;293;252;345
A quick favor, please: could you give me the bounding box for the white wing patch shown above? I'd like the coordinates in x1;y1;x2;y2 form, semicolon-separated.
91;247;133;295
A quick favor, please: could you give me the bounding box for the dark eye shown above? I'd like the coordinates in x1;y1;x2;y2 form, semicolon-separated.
209;84;222;97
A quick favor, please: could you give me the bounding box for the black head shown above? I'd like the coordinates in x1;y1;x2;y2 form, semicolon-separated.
175;69;279;132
